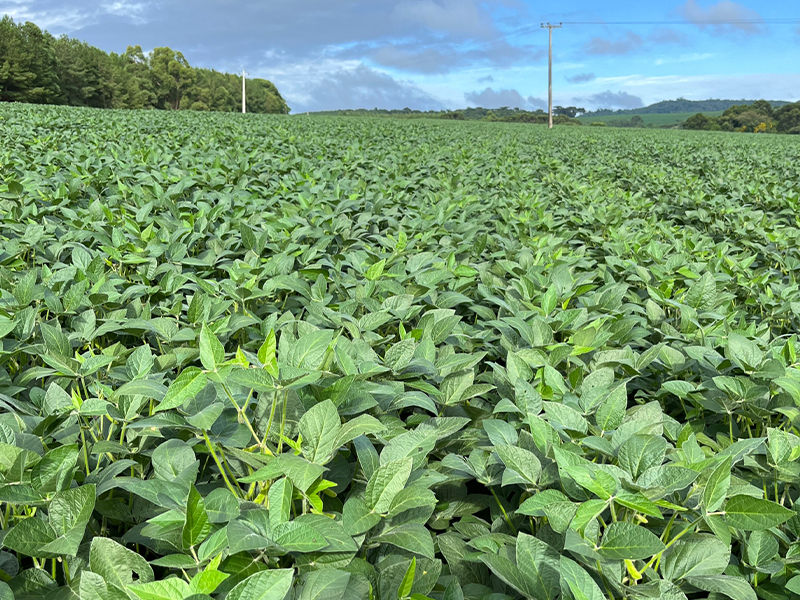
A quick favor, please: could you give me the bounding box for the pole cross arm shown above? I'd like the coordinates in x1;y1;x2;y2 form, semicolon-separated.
540;23;562;129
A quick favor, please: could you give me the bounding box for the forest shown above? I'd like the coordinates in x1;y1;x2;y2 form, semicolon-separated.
0;16;289;113
682;100;800;134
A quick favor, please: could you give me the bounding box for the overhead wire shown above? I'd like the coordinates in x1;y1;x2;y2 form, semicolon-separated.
562;19;799;25
357;17;800;73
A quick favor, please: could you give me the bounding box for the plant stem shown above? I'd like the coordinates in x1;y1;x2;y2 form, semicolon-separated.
202;430;238;496
277;389;288;455
489;486;517;534
80;425;91;476
221;382;262;449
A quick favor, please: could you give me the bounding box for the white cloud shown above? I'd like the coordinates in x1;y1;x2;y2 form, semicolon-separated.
0;3;88;32
584;31;644;56
566;72;596;84
250;54;444;112
391;0;495;38
654;53;715;66
575;90;644;109
102;1;149;23
579;73;800;106
678;0;765;35
464;87;546;110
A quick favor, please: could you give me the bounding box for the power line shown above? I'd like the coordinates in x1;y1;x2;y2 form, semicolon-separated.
562;19;799;25
353;16;800;74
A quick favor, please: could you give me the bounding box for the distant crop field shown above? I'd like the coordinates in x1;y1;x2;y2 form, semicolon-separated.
578;110;725;126
2;104;800;600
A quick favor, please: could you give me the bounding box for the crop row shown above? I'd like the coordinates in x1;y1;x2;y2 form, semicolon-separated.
1;104;800;600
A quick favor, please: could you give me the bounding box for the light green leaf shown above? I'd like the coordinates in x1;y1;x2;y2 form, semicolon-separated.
595;383;627;431
388;486;437;517
291;329;335;370
333;414;386;449
299;400;341;464
226;569;294;600
560;556;606;600
374;523;434;559
495;444;541;486
479;553;528;597
258;330;279;377
746;530;778;567
365;259;386;281
365;457;413;513
128;578;191;600
268;477;293;530
277;453;326;493
182;486;211;549
274;521;328;552
155;368;207;412
515;533;560;600
398;557;416;599
661;536;730;581
703;457;732;513
342;496;382;535
189;570;229;595
199;324;225;371
726;333;763;372
617;434;667;479
723;495;794;531
300;569;351;600
89;537;155;588
598;521;665;560
684;575;756;600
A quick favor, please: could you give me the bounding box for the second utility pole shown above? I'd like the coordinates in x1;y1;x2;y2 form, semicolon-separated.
541;22;562;129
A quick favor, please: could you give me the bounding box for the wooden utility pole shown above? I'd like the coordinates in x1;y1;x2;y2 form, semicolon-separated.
242;70;247;114
541;23;562;129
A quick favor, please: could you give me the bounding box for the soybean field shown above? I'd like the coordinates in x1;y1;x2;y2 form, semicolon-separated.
2;103;800;600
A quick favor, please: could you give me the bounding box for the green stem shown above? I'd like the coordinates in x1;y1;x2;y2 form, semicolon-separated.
643;517;702;573
221;383;262;449
80;425;91;476
261;387;281;453
277;389;288;455
202;430;238;496
489;486;517;534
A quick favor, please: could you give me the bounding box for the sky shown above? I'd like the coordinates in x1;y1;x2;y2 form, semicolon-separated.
2;0;799;113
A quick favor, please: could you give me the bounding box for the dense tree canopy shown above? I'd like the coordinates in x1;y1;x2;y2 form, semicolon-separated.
0;16;289;113
586;97;790;117
682;100;800;134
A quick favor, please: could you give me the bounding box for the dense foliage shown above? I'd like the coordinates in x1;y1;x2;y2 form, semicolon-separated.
682;100;800;134
584;98;789;118
307;107;584;124
0;17;289;113
3;104;800;600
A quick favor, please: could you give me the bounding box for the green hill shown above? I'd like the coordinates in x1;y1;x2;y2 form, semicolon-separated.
583;98;789;118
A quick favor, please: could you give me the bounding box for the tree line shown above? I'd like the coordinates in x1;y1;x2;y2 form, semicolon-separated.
585;98;790;117
0;16;289;113
682;100;800;134
307;106;585;124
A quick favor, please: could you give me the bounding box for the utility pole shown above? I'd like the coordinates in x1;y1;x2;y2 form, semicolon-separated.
540;22;562;129
242;70;247;114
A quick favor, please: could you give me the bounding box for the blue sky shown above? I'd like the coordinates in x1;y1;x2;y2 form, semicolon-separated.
2;0;799;112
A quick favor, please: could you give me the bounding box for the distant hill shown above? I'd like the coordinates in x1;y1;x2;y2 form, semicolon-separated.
584;98;790;117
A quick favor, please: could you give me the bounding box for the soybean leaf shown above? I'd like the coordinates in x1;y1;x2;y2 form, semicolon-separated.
365;457;413;514
182;486;211;549
723;496;794;531
598;522;665;560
